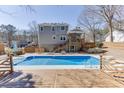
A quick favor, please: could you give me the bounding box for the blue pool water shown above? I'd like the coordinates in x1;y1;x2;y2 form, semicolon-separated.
14;56;99;66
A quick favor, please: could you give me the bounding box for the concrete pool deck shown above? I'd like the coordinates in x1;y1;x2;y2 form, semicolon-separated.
0;69;124;88
104;47;124;61
23;69;124;88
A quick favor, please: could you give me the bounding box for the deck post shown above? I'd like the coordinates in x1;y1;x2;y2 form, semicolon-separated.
9;54;13;73
100;54;103;78
100;55;103;70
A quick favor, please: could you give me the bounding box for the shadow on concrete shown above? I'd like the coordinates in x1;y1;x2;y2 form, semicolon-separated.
0;71;35;88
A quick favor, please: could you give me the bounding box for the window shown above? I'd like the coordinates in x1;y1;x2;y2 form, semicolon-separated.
61;26;65;30
63;37;66;40
52;27;55;31
44;26;50;31
41;27;43;31
60;37;63;40
53;36;56;39
60;36;66;40
66;26;68;30
52;35;56;40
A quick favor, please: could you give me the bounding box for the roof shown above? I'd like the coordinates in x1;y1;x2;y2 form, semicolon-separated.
67;27;84;34
105;30;124;42
38;23;69;26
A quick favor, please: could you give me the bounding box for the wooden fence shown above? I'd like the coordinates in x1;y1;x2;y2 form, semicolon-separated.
104;42;124;49
0;43;4;55
83;42;96;49
24;46;45;53
24;46;35;53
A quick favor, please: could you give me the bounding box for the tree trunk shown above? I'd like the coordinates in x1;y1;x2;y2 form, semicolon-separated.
93;32;96;44
8;32;12;48
108;20;113;42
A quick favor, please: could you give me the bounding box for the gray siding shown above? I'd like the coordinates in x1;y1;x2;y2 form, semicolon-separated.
38;23;69;51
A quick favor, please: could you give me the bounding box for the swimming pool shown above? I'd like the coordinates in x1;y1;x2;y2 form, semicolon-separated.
13;55;100;69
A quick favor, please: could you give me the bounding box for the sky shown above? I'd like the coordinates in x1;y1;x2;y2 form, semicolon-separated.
0;5;84;30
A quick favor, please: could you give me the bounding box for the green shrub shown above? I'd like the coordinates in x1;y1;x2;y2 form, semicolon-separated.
16;51;23;55
96;42;103;48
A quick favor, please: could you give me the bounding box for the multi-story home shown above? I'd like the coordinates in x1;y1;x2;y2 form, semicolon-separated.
51;27;85;52
38;23;69;51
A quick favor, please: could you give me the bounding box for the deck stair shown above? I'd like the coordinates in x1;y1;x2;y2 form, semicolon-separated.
102;58;124;84
0;55;13;77
53;42;67;52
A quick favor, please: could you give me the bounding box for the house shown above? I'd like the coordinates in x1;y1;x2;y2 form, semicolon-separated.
38;23;69;51
105;30;124;42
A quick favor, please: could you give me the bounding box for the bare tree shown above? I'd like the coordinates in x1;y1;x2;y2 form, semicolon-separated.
0;8;14;16
23;30;27;41
0;24;16;47
78;10;102;43
112;19;124;31
28;21;38;45
19;5;36;14
83;5;123;42
0;6;36;47
0;5;36;16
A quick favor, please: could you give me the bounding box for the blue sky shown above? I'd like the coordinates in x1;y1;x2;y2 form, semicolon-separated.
0;5;84;30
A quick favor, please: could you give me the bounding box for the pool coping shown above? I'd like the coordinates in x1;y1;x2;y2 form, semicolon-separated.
13;53;100;59
14;65;100;70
